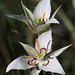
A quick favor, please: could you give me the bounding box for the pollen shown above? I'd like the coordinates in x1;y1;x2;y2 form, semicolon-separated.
41;13;45;21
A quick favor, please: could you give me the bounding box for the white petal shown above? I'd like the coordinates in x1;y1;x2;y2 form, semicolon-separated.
51;5;62;18
19;42;36;57
6;14;27;24
30;69;41;75
72;0;75;9
33;0;51;20
35;24;48;32
38;61;45;68
36;19;59;33
21;0;34;22
51;44;72;57
41;58;65;75
35;30;52;53
47;18;60;24
6;56;33;72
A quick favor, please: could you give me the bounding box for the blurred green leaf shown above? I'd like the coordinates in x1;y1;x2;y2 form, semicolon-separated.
72;0;75;9
0;72;3;75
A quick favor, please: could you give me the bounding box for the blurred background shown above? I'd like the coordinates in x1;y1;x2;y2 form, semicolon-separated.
0;0;75;75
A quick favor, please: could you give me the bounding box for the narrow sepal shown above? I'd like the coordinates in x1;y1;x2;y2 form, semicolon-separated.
51;5;62;18
51;44;72;57
21;0;34;22
6;14;27;23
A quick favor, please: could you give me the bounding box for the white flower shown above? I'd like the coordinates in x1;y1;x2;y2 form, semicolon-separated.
6;30;72;75
6;0;61;34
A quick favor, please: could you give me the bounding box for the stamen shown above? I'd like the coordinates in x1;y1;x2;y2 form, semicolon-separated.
26;49;33;53
29;17;32;23
45;49;51;52
23;56;33;59
36;39;40;50
40;56;44;59
41;13;45;21
32;61;36;66
43;60;49;66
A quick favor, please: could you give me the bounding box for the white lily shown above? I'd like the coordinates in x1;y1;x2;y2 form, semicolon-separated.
6;30;72;75
6;0;61;34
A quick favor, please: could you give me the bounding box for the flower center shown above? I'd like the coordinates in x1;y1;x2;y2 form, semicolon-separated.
43;60;49;66
35;39;51;60
36;13;46;25
28;60;36;66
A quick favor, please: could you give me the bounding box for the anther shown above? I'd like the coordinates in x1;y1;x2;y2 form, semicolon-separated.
23;56;33;59
26;49;33;53
41;13;45;21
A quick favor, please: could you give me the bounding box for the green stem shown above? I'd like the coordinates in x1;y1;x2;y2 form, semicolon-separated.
38;33;41;37
51;72;54;75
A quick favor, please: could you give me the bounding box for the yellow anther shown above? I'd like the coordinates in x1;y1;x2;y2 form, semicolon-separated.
46;49;51;52
41;13;45;21
29;17;32;23
40;56;44;59
26;49;33;53
36;39;40;50
23;56;33;59
32;61;36;66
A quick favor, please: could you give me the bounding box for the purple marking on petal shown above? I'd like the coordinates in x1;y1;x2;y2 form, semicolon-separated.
39;19;41;21
36;66;41;70
28;59;34;65
43;60;49;66
39;19;46;24
40;48;47;54
43;19;46;24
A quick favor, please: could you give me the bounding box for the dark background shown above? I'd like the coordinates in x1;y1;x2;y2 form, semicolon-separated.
0;0;75;75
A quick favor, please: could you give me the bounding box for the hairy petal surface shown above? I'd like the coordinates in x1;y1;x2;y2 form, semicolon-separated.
41;58;65;75
33;0;51;21
6;56;33;72
30;69;41;75
19;42;36;57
